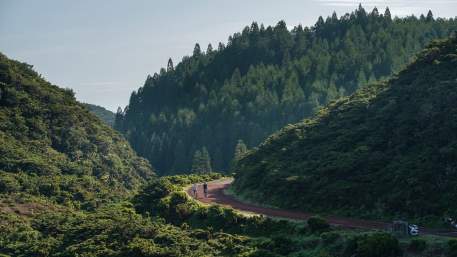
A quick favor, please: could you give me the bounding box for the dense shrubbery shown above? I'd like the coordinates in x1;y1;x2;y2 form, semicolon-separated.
344;233;402;257
0;203;256;257
134;173;298;237
115;6;457;174
234;37;457;222
1;171;453;256
408;238;427;252
448;240;457;257
0;53;154;209
308;216;331;233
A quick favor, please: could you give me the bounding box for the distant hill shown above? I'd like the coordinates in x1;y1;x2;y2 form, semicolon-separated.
0;53;154;209
83;103;115;126
115;6;457;174
233;36;457;222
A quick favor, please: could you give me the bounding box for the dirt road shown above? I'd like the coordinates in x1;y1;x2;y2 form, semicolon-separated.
188;178;457;237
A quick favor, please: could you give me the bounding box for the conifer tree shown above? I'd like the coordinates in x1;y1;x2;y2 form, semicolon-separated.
234;139;248;162
167;58;174;72
206;44;213;54
201;147;212;173
191;147;212;173
218;42;225;51
191;150;203;173
426;10;434;22
193;43;202;56
114;107;124;131
384;7;392;21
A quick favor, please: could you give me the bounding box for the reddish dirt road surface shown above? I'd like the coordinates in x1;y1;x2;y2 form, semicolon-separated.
188;178;457;238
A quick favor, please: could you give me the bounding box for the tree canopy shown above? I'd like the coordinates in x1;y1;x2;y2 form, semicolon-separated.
233;36;457;222
115;7;457;175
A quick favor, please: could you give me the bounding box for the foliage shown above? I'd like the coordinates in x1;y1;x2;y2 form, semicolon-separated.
308;216;330;233
0;172;452;257
448;239;457;257
408;238;427;252
231;139;249;169
83;103;115;126
115;7;457;174
234;37;457;221
0;53;154;208
190;147;213;173
0;203;254;257
345;233;402;257
133;173;298;236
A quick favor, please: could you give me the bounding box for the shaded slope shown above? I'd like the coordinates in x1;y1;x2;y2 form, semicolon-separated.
233;37;457;221
0;53;154;208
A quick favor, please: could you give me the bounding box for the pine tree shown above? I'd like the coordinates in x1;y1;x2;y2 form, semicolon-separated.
191;150;203;173
218;42;225;51
167;58;174;72
230;139;248;171
191;147;212;173
114;107;124;131
331;11;338;23
193;43;202;56
315;16;325;30
207;44;213;54
384;7;392;21
426;10;434;22
234;139;248;162
371;7;379;17
201;147;212;173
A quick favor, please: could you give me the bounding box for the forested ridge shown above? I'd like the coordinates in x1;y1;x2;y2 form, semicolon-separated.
1;41;457;257
0;53;154;209
233;36;457;224
83;103;115;126
115;6;457;174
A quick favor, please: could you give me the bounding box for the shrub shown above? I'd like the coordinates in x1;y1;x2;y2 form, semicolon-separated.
307;216;330;233
355;233;402;257
132;178;173;214
448;239;457;257
0;174;20;193
408;238;427;252
321;231;341;245
271;235;299;255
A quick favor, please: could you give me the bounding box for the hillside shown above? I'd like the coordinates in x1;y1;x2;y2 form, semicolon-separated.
233;36;457;222
115;6;457;174
83;103;115;126
0;53;154;209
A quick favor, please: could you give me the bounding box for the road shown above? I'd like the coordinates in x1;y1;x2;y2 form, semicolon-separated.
187;178;457;237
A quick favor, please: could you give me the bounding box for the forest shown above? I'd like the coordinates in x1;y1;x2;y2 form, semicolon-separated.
115;6;457;174
233;36;457;225
3;4;457;257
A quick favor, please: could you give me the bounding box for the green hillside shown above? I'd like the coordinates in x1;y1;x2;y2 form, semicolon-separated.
233;36;457;223
0;40;455;257
115;7;457;174
0;53;154;209
83;103;115;126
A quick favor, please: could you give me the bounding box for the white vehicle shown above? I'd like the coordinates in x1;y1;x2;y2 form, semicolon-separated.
408;224;419;236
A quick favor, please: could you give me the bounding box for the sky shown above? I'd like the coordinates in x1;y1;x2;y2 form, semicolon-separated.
1;0;456;111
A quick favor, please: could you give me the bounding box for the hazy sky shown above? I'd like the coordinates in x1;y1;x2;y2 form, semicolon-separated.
1;0;456;111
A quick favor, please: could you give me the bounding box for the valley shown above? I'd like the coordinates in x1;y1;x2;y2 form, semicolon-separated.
2;3;457;257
